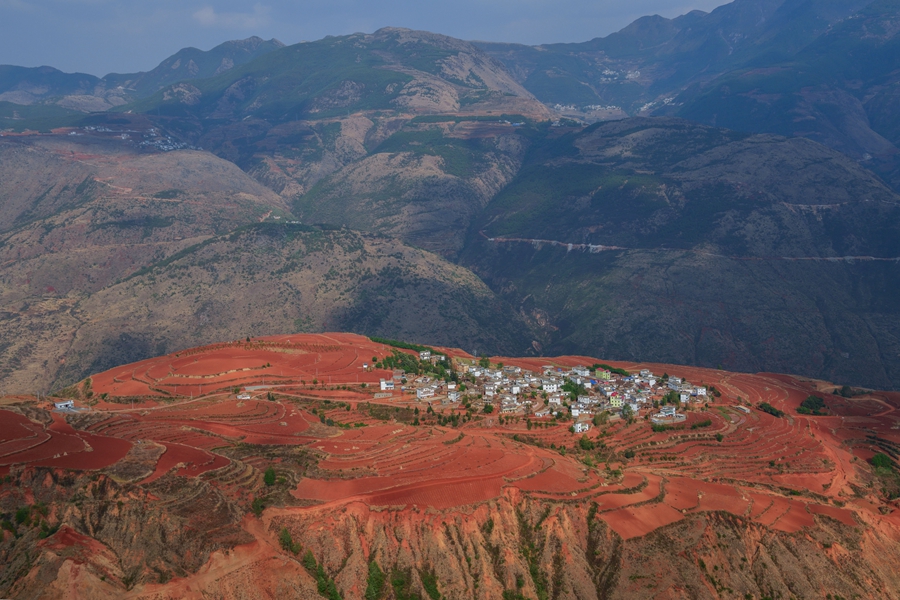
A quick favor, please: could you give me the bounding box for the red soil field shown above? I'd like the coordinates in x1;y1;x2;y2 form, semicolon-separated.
599;503;685;540
4;332;900;548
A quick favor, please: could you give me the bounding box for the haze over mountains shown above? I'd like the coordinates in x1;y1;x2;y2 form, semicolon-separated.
2;0;900;393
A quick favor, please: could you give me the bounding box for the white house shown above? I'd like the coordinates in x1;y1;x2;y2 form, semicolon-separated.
237;393;251;400
417;387;435;400
419;350;431;361
447;391;461;402
573;366;590;377
380;379;395;391
542;380;559;393
694;387;707;396
54;400;74;410
680;392;691;404
660;405;676;417
574;422;591;433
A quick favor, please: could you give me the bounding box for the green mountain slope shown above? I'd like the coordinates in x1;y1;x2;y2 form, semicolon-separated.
459;118;900;389
127;28;545;126
477;0;871;116
104;36;284;97
675;0;900;188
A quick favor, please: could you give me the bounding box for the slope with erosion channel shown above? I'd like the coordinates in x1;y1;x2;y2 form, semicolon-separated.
125;27;547;137
5;224;534;393
673;0;900;190
477;0;871;118
0;129;292;392
292;117;530;256
4;338;900;598
0;130;290;302
461;117;900;389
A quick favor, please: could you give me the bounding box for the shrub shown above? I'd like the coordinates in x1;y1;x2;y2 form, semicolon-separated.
757;402;785;417
715;433;724;442
365;561;385;600
420;570;440;600
251;497;266;517
798;395;827;415
14;507;30;525
279;527;300;554
872;453;893;470
691;419;712;429
263;466;276;486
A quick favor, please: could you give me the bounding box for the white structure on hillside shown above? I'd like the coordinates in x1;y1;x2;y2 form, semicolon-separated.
54;400;74;410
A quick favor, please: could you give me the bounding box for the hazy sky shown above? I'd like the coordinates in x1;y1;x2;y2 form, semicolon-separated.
1;0;730;76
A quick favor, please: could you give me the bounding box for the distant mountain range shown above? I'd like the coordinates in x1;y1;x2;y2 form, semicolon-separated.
3;0;900;392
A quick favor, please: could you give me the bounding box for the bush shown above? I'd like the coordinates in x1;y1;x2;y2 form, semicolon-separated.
715;433;724;442
14;507;30;525
263;466;276;486
279;527;301;554
872;453;893;470
483;404;494;414
623;449;635;459
578;435;595;451
420;570;440;600
758;402;785;417
251;497;266;517
691;419;713;429
798;395;827;415
365;561;386;600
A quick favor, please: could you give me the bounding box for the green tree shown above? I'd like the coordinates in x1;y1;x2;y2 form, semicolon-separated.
483;404;494;414
264;466;276;486
365;560;386;600
872;453;893;470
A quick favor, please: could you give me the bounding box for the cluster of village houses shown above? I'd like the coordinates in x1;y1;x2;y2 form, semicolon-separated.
379;351;709;431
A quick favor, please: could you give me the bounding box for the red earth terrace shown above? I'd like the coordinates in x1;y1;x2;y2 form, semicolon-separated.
2;333;900;598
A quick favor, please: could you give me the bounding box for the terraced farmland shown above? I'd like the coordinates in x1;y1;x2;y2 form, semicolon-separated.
3;333;900;598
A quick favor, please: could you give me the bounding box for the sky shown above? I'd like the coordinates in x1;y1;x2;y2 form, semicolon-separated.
0;0;730;77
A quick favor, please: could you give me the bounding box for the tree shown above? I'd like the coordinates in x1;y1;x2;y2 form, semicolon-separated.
872;453;893;470
479;355;490;368
621;403;634;421
593;411;609;426
483;404;494;414
264;466;276;486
